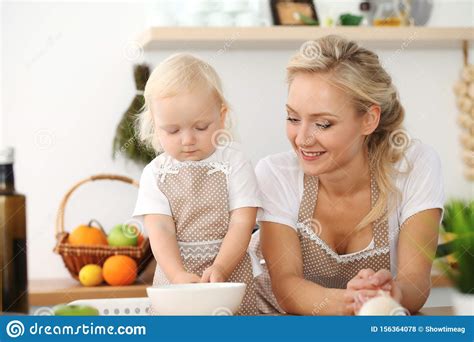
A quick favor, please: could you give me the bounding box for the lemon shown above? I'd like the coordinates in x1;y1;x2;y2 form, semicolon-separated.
79;264;103;286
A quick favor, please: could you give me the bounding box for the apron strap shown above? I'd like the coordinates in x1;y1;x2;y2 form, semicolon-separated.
297;174;318;223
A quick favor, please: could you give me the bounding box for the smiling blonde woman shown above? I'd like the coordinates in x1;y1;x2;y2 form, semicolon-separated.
250;35;445;315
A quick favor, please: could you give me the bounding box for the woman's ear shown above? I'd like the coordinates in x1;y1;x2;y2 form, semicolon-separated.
361;105;381;135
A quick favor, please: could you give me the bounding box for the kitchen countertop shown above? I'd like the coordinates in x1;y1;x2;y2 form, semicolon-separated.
29;278;149;306
28;276;455;315
29;274;452;307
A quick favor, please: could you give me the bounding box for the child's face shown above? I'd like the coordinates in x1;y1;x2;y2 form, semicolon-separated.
151;87;226;162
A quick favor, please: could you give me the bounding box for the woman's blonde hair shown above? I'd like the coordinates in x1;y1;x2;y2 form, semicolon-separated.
287;35;409;229
135;53;230;153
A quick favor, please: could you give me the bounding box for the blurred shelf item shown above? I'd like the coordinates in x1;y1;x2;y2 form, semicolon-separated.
138;26;474;50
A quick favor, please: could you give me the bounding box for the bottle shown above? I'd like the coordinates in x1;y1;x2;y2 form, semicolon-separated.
359;1;373;26
0;147;28;314
373;0;402;26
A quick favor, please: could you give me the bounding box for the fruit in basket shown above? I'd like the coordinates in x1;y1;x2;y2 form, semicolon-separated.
128;224;145;246
107;224;138;247
137;232;144;246
102;255;137;286
79;264;104;286
68;219;108;246
53;304;99;316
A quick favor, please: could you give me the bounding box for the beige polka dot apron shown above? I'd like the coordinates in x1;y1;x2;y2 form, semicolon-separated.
250;172;391;314
150;159;258;316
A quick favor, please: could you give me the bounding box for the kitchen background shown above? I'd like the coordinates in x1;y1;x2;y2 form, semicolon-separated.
1;0;473;309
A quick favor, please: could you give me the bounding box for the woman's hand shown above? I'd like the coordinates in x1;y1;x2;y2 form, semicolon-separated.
200;264;227;283
344;268;402;314
171;271;201;284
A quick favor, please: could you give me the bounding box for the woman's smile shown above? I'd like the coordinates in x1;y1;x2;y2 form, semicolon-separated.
299;148;327;161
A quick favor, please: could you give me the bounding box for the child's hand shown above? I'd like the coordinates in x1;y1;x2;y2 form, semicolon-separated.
200;264;227;283
171;271;201;284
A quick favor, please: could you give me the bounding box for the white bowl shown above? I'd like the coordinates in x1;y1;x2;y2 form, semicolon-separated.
146;282;246;316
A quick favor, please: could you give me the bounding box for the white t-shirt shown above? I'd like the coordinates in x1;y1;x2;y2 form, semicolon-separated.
132;143;262;224
255;140;445;276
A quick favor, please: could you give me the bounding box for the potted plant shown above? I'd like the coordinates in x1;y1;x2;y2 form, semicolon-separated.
435;199;474;315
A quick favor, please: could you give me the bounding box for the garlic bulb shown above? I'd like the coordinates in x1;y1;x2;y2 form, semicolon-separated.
464;167;474;181
357;292;409;316
454;64;474;181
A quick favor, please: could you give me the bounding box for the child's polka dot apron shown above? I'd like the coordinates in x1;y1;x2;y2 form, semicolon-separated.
150;160;258;315
250;172;391;314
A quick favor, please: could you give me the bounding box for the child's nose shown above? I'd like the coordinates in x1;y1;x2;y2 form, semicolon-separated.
181;131;196;146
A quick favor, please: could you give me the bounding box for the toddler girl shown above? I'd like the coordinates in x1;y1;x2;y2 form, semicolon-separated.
132;53;261;315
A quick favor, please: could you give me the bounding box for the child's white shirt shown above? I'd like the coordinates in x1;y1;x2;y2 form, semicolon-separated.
132;143;262;224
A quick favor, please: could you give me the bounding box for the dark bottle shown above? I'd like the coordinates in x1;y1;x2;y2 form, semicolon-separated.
0;147;28;314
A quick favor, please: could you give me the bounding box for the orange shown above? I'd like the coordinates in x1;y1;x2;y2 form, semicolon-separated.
68;220;108;246
102;255;137;286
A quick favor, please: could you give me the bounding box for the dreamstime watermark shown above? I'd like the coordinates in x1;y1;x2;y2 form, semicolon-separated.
302;218;323;236
34;129;56;150
5;320;146;338
33;307;54;316
389;128;411;151
123;40;144;61
311;297;329;315
212;307;233;316
121;218;144;239
211;129;233;148
300;41;322;61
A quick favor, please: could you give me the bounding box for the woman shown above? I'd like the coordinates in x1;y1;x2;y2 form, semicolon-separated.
250;35;445;315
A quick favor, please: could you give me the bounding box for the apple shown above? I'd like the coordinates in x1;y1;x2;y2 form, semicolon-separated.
53;304;99;316
107;224;138;247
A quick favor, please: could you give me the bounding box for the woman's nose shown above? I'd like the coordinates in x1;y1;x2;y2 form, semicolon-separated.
295;123;317;147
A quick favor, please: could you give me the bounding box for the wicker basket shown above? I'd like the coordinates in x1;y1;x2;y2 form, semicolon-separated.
53;174;153;281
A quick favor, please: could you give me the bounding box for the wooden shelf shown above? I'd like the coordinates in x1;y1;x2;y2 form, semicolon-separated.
138;26;474;50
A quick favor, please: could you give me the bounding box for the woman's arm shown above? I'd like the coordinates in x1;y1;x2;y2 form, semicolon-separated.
345;208;442;314
202;207;256;282
395;208;441;313
260;221;351;315
144;214;200;283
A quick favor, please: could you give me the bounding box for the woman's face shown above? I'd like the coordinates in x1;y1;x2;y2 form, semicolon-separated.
151;87;226;162
286;72;368;176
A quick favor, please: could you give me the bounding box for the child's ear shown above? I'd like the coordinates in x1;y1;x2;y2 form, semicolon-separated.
219;104;227;126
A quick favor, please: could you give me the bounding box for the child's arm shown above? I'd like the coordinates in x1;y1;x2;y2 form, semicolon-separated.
144;214;200;284
201;207;256;282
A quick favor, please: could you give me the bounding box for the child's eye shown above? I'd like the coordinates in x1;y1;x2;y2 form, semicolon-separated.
196;125;209;131
286;116;300;124
167;130;179;134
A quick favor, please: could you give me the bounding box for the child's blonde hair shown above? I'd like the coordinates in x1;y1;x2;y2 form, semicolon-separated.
135;53;231;153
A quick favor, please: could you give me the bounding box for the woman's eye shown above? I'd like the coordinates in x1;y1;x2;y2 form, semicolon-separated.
286;116;300;123
167;130;179;134
315;122;331;129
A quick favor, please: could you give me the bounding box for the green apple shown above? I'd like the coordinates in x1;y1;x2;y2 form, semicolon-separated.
53;304;99;316
107;224;138;247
